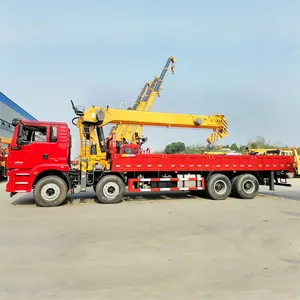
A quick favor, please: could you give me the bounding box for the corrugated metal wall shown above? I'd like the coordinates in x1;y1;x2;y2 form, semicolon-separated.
0;93;37;139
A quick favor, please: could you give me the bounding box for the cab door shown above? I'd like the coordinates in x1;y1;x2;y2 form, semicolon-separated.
9;125;49;170
47;125;69;166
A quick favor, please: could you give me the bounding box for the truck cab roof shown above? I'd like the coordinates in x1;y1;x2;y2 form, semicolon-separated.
12;118;68;127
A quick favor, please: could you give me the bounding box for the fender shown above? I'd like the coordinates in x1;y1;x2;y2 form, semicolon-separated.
6;164;70;193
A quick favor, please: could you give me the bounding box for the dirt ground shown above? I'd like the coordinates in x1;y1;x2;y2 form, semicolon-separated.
0;179;300;300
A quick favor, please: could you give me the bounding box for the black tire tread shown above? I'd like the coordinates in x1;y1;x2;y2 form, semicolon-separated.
235;173;259;199
206;173;231;200
33;175;68;207
95;175;125;204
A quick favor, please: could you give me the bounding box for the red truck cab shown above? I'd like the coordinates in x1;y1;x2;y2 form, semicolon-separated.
6;119;71;195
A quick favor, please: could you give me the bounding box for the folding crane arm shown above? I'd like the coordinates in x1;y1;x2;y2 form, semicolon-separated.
78;106;228;145
117;56;176;144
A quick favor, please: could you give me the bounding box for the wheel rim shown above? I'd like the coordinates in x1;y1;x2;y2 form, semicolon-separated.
242;180;255;194
41;183;60;201
103;182;120;199
214;180;227;195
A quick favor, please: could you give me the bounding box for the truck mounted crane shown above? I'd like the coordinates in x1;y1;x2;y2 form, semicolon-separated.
77;56;176;166
6;103;292;207
73;103;229;176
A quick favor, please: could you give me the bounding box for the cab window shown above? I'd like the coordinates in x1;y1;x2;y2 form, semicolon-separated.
50;126;58;142
20;125;47;143
123;147;133;154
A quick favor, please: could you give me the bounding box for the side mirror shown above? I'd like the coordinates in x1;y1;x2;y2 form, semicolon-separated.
16;123;24;145
17;123;23;138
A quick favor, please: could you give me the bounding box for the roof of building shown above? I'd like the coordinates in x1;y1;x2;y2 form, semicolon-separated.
0;92;37;121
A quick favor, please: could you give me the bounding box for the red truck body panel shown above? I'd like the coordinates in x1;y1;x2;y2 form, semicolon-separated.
111;153;294;173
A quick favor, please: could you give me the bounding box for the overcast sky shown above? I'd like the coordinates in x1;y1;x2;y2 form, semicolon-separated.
1;0;299;154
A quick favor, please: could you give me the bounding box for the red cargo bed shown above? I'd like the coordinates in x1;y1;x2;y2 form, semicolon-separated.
111;154;294;173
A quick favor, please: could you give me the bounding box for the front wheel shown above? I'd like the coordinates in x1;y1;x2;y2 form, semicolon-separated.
95;175;125;204
33;175;68;207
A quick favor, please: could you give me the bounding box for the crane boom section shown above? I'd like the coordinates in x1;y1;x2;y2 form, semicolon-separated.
81;106;228;134
120;78;158;143
118;56;176;143
114;81;150;140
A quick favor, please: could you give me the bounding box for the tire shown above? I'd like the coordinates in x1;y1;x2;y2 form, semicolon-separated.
95;175;125;204
0;166;5;179
206;173;231;200
234;173;259;199
33;175;68;207
230;175;239;197
291;168;297;178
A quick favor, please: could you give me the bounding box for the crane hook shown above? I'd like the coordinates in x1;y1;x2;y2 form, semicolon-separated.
171;65;175;74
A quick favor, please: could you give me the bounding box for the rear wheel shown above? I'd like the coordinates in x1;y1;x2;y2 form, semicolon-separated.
234;173;259;199
0;166;5;179
34;175;68;207
206;173;231;200
230;175;239;197
95;175;125;204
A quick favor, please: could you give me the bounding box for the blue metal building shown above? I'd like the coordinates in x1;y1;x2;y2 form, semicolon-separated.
0;92;37;138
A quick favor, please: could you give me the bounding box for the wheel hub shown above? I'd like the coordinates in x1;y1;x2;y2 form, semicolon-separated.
41;183;60;201
214;180;227;195
103;182;120;199
242;180;255;194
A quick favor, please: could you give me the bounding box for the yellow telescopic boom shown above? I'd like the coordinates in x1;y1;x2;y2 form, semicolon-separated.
78;105;228;147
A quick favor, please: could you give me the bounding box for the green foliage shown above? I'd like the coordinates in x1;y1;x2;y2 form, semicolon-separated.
185;144;206;154
247;136;267;149
246;136;286;149
239;145;247;154
164;142;186;154
230;143;239;151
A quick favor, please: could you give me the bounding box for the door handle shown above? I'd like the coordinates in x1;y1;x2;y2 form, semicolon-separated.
42;154;49;159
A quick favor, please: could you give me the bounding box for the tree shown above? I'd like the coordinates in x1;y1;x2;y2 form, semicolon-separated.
247;136;268;149
239;145;247;153
164;142;186;154
247;136;286;149
230;143;239;151
183;143;206;154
